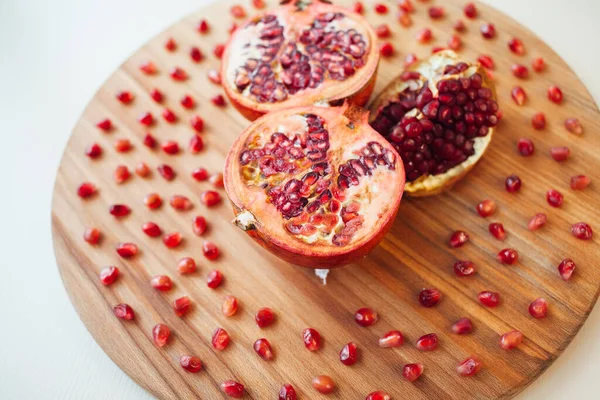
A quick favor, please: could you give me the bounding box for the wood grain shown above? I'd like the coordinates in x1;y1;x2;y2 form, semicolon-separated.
51;0;600;398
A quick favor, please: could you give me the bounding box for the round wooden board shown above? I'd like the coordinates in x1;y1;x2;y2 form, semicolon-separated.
52;0;600;398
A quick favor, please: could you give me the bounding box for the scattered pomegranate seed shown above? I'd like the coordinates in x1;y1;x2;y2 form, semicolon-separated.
189;46;203;63
431;46;446;54
113;165;130;184
203;241;219;260
173;296;191;317
221;380;245;398
114;304;134;320
416;28;432;43
85;143;102;159
517;138;534;156
532;57;546;72
558;259;576;280
164;37;176;51
96;118;112;131
138;112;154;126
419;288;441;307
312;375;335;394
448;230;469;248
109;204;131;218
114;139;132;153
142;221;162;237
397;10;412;27
505;174;522;193
116;242;138;258
453;19;466;32
303;328;322;351
489;222;506;240
403;53;418;67
478;291;500;307
379;42;395;57
546;189;564;207
477;55;494;70
192;168;209;182
508;38;525;55
398;0;414;13
99;266;119;285
254;338;274;360
447;34;462;50
452;318;473;334
151;275;173;291
190;115;205;133
150;88;163;103
256;307;275;328
548;85;563;104
197;19;209;33
416;333;438;351
211;95;226;107
511;86;527;106
143;133;157;149
190;216;208;237
375;24;391;39
162;108;177;123
571;222;593;240
428;6;444;19
189;135;204;154
214;44;225;59
571;175;591;190
222;295;239;317
152;323;170;347
212;328;231;351
454;260;476;277
379;330;403;348
207;69;222;85
355;307;378;327
77;182;97;198
529;297;548;318
170;195;192;211
457;356;482;376
157;164;175;181
464;2;477;18
339;342;358;365
480;23;496;39
511;64;529;79
116;90;134;104
178;95;194;110
180;355;202;373
139;60;156;75
374;3;388;14
403;363;424;382
252;0;266;9
144;193;162;210
500;330;523;350
163;232;182;248
550;146;570;161
170;67;187;81
279;384;297;400
476;199;496;217
497;248;518;265
564;118;583;135
84;227;101;244
135;162;150;177
176;257;196;275
530;112;546;130
201;191;221;207
207;269;224;289
528;213;547;231
353;2;364;14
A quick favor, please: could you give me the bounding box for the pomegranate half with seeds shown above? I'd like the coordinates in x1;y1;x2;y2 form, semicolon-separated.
224;104;404;268
369;51;500;196
221;0;379;121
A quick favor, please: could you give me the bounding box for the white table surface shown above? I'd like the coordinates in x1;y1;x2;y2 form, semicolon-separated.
1;0;599;398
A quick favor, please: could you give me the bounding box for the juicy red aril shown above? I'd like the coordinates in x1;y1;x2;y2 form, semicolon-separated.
85;143;102;159
511;64;529;79
353;2;364;14
529;297;548;318
280;384;297;400
339;342;358;365
375;24;390;38
197;19;209;33
144;133;157;149
528;213;547;231
173;296;191;317
100;266;119;285
457;356;482;376
150;88;163;103
207;269;224;288
96;118;112;131
201;191;221;207
550;146;570;161
84;227;101;244
212;328;231;351
416;333;438;351
429;6;444;19
416;28;432;43
152;324;170;347
222;295;239;317
256;307;275;327
221;380;245;398
208;69;222;85
508;38;525;55
114;165;130;184
116;242;138;258
163;232;182;248
546;189;564;207
419;288;441;307
303;328;322;351
403;363;424;382
162;108;177;123
180;355;202;373
139;60;156;74
213;44;225;59
431;46;446;54
497;248;518;265
252;0;265;9
517;138;534;156
190;47;203;63
505;174;522;193
558;258;576;280
571;175;591;190
531;112;546;130
571;222;593;240
144;193;162;210
164;37;176;51
477;199;496;217
379;330;403;348
355;307;378;327
532;57;546;72
398;0;413;12
170;67;187;81
151;275;172;291
177;257;196;274
230;4;246;18
548;86;563;103
142;222;162;237
138;112;154;126
210;173;224;188
116;91;134;104
157;164;175;181
398;11;412;27
511;86;526;106
454;260;476;276
448;230;469;248
565;118;583;134
190;115;204;133
189;135;204;153
170;195;192;211
448;35;462;51
478;291;500;307
312;375;335;394
192;216;208;236
464;2;477;18
478;55;494;69
203;241;219;260
136;162;150;177
454;19;465;32
114;304;134;320
489;222;506;240
114;139;132;152
254;338;274;360
374;3;388;14
500;330;523;350
211;95;226;107
452;318;473;334
110;204;130;217
480;23;496;38
379;42;394;57
181;94;195;109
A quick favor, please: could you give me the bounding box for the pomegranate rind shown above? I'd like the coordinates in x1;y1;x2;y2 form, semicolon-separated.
224;104;405;268
368;50;497;196
221;1;380;121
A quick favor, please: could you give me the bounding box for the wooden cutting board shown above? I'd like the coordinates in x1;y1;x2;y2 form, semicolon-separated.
51;0;600;398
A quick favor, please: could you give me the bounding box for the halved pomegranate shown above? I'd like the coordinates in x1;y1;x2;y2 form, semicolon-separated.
224;104;404;268
369;50;499;196
221;0;379;121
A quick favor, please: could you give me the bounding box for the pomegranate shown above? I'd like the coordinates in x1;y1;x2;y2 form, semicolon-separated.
280;384;297;400
221;380;245;398
500;330;523;350
378;330;403;347
369;51;499;196
403;363;424;382
452;317;473;334
339;342;358;365
221;0;380;121
457;356;482;376
302;328;322;351
529;297;548;318
224;104;404;268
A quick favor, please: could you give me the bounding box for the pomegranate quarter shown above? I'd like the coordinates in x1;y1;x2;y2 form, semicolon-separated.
224;104;405;268
221;0;380;120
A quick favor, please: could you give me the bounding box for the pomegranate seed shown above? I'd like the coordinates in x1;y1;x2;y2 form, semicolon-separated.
511;64;529;79
480;23;496;39
431;46;446;54
114;138;132;153
116;242;138;258
114;304;134;320
144;193;162;210
355;307;378;327
177;257;196;274
150;88;163;103
135;162;150;177
180;355;202;373
170;195;192;211
207;69;222;85
550;146;570;161
213;44;225;59
497;248;518;265
77;182;97;198
447;34;462;51
84;227;101;244
139;60;156;75
190;115;205;133
416;333;438;351
152;323;170;347
454;260;476;277
353;2;364;14
192;169;209;183
505;174;522;193
558;259;576;280
173;296;191;317
157;164;175;181
144;133;157;149
476;199;496;217
375;24;391;38
379;330;403;348
428;6;444;19
489;222;506;240
531;112;546;130
192;216;208;236
528;213;547;231
379;42;394;57
197;19;209;33
532;57;546;72
464;2;477;18
109;204;131;218
230;4;246;18
477;55;494;70
529;297;548;318
508;38;525;55
452;318;473;334
203;241;219;260
189;46;203;63
453;19;466;32
114;165;130;184
96;118;112;131
312;375;335;394
138;112;154;127
457;356;482;376
404;53;418;67
416;28;432;43
303;328;322;351
478;291;500;307
398;11;412;27
189;135;204;153
170;67;187;81
164;37;176;51
571;222;593;240
403;363;424;382
207;269;224;289
201;191;221;207
366;391;390;400
546;189;564;207
448;230;469;248
212;328;231;351
252;0;266;9
211;94;226;107
398;0;413;13
207;173;223;189
374;3;388;14
163;232;182;248
99;266;119;285
548;86;563;104
116;90;134;104
161;108;177;123
85;143;102;159
500;330;523;350
221;380;245;398
254;338;274;360
511;86;527;106
222;295;239;317
142;221;162;237
571;175;591;190
179;95;195;109
565;118;583;135
517;138;534;156
151;275;173;291
255;307;275;328
339;342;358;366
419;288;441;307
279;384;297;400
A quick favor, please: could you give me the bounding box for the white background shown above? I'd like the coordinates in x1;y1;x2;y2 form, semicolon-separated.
1;0;599;398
